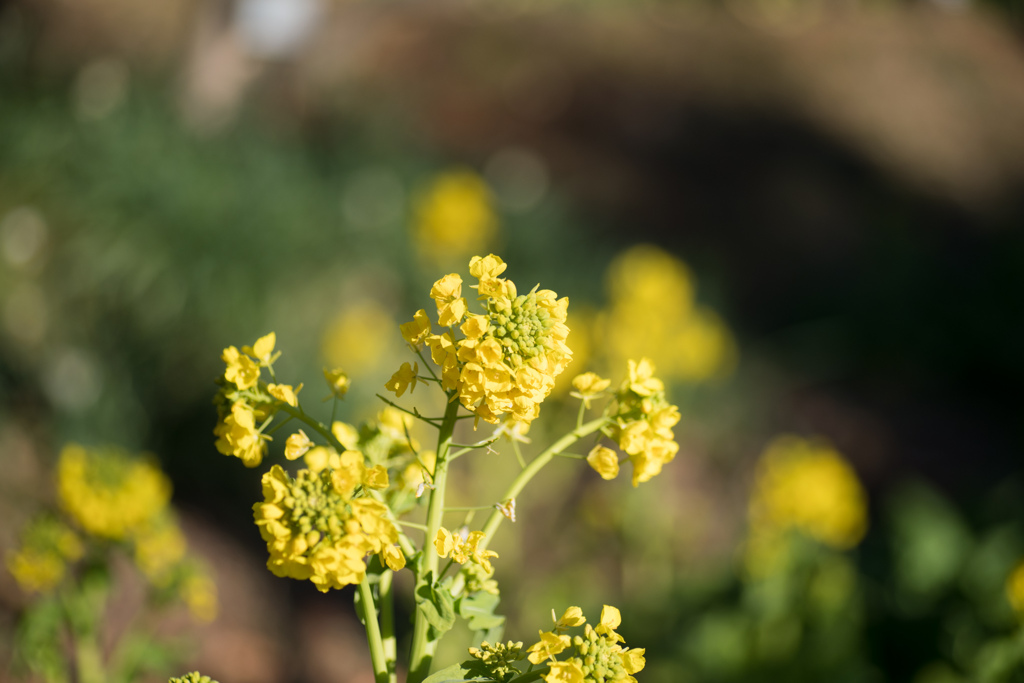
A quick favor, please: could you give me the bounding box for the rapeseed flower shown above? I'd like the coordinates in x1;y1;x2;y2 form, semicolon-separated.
57;444;171;540
1006;559;1024;616
435;526;499;574
169;673;219;683
253;459;405;592
133;514;188;585
527;605;645;683
745;436;867;577
413;169;497;264
395;254;571;426
214;401;270;468
6;516;83;593
600;359;680;487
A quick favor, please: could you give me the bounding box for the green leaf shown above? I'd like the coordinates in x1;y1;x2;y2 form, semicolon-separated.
421;662;490;683
456;591;505;632
416;575;456;636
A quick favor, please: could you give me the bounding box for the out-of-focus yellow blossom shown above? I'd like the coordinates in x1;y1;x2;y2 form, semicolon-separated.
285;430;313;460
385;362;419;397
418;255;571;426
322;304;397;375
323;367;351;398
435;527;499;574
586;445;620;481
747;435;867;569
267;383;300;407
570;372;610;408
400;309;432;347
6;517;83;594
331;421;360;450
58;444;171;540
133;515;187;585
600;244;736;384
214;401;270;468
413;169;497;264
180;567;218;622
528;605;645;683
400;450;436;493
364;465;389;490
222;346;259;390
604;359;681;487
1007;560;1024;616
253;461;404;592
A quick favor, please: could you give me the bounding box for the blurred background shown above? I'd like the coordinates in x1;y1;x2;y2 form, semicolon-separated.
2;0;1024;681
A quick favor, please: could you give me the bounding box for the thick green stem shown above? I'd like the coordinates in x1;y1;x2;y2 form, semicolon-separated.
358;578;390;683
479;417;609;550
379;570;397;683
407;398;460;683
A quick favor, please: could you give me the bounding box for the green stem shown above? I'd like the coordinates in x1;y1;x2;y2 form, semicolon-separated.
509;667;550;683
379;570;397;683
273;401;346;452
357;578;389;683
407;397;461;683
479;417;609;550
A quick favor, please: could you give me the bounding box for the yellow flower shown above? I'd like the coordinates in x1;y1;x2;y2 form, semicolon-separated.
595;605;625;643
214;401;270;468
363;465;389;490
586;445;620;481
527;631;571;664
608;360;680;486
267;382;301;407
544;661;585;683
57;444;171;540
748;435;867;556
321;304;397;375
323;367;351;398
222;346;260;390
331;421;360;450
385;362;419;397
253;463;404;592
5;517;83;594
1007;560;1024;616
418;255;572;426
434;527;499;574
181;567;219;622
133;515;187;585
570;371;610;408
401;309;433;347
243;332;278;366
431;273;468;327
285;430;313;460
414;169;497;263
554;606;586;631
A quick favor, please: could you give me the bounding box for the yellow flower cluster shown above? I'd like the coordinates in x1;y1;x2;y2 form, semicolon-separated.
435;527;499;574
527;605;645;683
253;450;405;592
57;444;171;540
169;673;219;683
597;244;735;384
5;517;83;593
595;359;680;487
413;169;497;264
746;435;868;575
215;332;303;468
393;254;572;426
1006;559;1024;616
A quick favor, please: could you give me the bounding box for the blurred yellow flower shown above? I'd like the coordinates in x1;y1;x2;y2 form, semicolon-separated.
214;401;270;468
267;383;300;407
413;169;497;264
586;445;620;481
1006;559;1024;615
747;435;867;573
323;367;351;399
5;516;83;594
133;515;187;585
285;430;313;460
57;444;171;540
322;303;397;376
570;372;610;408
